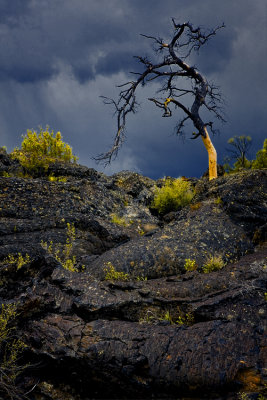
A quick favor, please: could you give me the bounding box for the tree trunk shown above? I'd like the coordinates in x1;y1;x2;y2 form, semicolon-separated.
201;127;217;180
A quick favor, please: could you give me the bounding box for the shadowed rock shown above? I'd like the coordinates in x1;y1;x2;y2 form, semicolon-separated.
0;158;266;399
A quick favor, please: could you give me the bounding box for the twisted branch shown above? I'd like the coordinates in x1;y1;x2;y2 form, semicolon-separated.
96;19;225;164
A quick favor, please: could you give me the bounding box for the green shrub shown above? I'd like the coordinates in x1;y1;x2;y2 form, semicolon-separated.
214;197;223;205
0;171;12;178
2;253;31;270
151;178;194;214
110;213;128;226
184;258;197;272
252;138;267;169
202;255;225;273
41;223;83;272
0;146;7;153
11;127;78;175
110;213;134;227
0;304;27;399
139;307;194;326
159;310;173;324
104;262;129;281
48;175;67;183
176;311;194;325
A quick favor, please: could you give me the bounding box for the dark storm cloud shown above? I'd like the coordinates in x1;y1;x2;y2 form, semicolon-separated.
0;0;235;85
0;0;266;178
0;0;31;23
0;0;133;83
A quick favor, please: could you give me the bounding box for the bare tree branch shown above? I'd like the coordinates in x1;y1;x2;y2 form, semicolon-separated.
96;19;225;171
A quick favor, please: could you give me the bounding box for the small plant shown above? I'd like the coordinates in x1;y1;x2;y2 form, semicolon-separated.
151;178;194;214
48;175;67;182
139;307;194;326
136;275;147;281
11;126;78;175
110;213;134;227
104;262;129;281
110;213;128;226
159;311;173;324
176;307;194;325
0;303;27;399
238;393;249;400
252;138;267;169
202;255;225;273
41;223;82;272
0;171;12;177
2;253;31;270
190;202;202;211
214;197;223;205
139;310;156;324
184;258;197;272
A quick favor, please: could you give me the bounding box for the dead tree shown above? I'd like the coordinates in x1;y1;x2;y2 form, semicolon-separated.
226;135;252;168
96;19;225;180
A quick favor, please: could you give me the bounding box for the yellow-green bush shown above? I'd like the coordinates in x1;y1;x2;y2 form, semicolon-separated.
184;258;197;272
139;307;194;326
151;178;194;214
48;175;67;183
104;262;129;281
252;138;267;169
0;304;27;399
41;223;82;272
110;213;128;226
2;253;31;270
11;127;78;175
202;255;225;273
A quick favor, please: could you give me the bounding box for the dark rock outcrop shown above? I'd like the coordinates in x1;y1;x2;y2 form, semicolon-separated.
0;157;266;400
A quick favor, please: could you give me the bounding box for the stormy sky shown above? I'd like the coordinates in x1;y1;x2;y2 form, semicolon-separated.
0;0;266;179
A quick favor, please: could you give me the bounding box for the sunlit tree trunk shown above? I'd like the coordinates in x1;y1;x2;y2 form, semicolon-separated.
201;127;217;180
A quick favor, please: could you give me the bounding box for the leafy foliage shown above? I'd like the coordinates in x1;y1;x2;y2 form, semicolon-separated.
224;136;267;173
41;223;82;272
252;138;267;169
139;307;194;326
151;178;194;214
2;254;31;271
11;127;77;175
104;262;129;281
202;255;225;273
184;258;197;272
48;175;67;183
0;304;27;399
110;213;130;227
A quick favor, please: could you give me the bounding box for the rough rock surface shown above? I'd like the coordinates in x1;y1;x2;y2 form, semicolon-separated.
0;155;266;400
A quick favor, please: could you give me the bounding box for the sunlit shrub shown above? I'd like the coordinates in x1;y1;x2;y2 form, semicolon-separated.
41;223;83;272
184;258;197;272
151;178;194;214
214;197;223;205
11;126;78;175
2;253;31;270
0;171;12;177
104;262;129;281
252;138;267;169
110;213;128;226
139;307;194;326
0;304;27;399
48;175;67;183
202;255;225;273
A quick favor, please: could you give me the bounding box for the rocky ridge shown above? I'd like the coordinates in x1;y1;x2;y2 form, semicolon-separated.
0;151;266;399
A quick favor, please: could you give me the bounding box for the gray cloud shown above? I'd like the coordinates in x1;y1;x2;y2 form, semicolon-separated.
0;0;266;179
